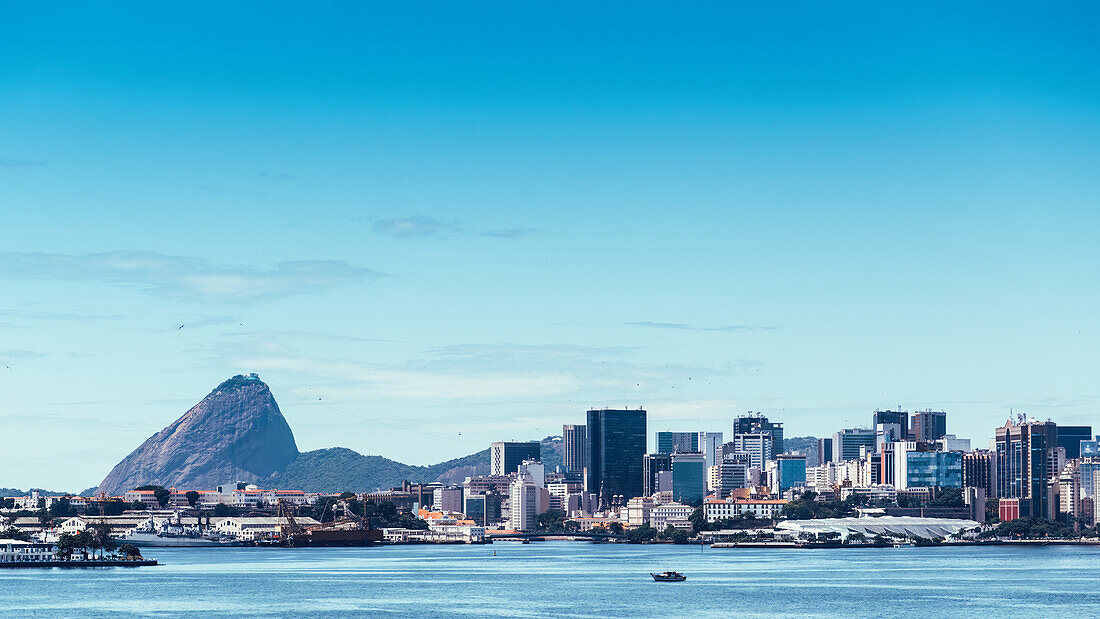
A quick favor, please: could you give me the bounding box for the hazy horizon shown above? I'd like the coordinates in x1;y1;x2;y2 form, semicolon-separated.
3;2;1099;490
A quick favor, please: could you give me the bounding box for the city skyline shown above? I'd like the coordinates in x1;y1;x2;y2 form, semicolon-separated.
3;2;1100;491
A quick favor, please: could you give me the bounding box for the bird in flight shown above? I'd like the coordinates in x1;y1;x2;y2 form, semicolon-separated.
178;324;185;330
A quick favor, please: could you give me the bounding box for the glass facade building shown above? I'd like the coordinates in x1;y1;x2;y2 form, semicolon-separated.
904;451;962;488
670;452;707;504
586;408;647;507
656;431;699;454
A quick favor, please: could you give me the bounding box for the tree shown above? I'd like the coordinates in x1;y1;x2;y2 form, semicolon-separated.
608;521;624;535
185;491;200;508
670;528;690;544
118;543;143;560
625;524;657;543
49;497;75;518
536;509;567;532
55;532;79;560
135;485;171;508
212;503;236;517
0;527;31;542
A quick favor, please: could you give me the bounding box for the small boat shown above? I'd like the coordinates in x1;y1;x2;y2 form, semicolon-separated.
651;571;687;582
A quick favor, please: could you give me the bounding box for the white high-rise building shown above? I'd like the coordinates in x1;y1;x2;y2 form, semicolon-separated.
698;432;724;469
509;475;539;532
517;459;545;487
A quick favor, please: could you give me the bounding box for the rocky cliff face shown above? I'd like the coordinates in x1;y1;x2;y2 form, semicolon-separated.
98;374;299;495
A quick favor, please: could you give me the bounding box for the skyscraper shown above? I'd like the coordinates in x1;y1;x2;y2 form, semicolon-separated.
733;413;784;455
586;408;647;508
563;425;587;473
643;452;672;496
656;431;699;454
670;452;707;504
873;409;909;449
910;410;948;443
727;434;772;470
698;432;724;469
816;437;833;466
996;419;1058;519
774;453;807;494
1057;425;1092;460
490;441;541;477
833;428;875;462
509;475;539;532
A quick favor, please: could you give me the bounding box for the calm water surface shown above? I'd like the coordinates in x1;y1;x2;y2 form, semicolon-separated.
1;541;1099;617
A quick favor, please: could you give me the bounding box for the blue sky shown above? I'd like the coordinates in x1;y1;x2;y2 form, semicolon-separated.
2;2;1099;491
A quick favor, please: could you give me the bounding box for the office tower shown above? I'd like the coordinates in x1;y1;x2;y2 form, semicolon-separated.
910;410;948;443
833;428;875;462
1081;438;1100;458
1057;425;1093;460
670;452;707;504
996;419;1058;519
733;413;784;455
894;447;962;490
698;432;723;469
728;434;772;470
935;435;971;452
816;438;833;466
643;452;672;496
563;425;587;473
509;475;539;532
463;492;501;527
873;410;909;450
586;408;647;507
775;453;807;494
656;431;699;454
963;450;997;499
432;486;463;513
715;452;750;498
490;441;541;477
517;459;545;487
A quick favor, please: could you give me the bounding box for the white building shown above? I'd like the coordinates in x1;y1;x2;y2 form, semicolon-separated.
517;460;545;487
650;502;693;531
212;516;320;541
0;539;56;563
703;498;787;522
509;475;539;532
625;496;657;526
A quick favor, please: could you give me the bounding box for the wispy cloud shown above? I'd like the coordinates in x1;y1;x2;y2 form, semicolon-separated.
480;227;538;239
259;172;298;180
0;251;382;304
374;215;463;238
0;158;45;168
373;215;537;240
624;321;777;332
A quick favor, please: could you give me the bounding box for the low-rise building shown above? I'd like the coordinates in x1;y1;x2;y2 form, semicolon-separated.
0;539;56;563
703;498;787;522
212;516;321;541
650;502;693;530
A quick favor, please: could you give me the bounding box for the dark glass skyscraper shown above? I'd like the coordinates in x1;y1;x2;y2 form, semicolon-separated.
586;408;647;507
1057;425;1092;460
910;410;947;443
563;424;587;473
996;419;1058;518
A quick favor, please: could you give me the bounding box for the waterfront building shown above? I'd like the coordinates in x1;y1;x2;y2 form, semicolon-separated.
702;498;787;522
727;434;772;470
894;448;962;490
1058;425;1093;460
996;419;1058;519
563;425;587;474
840;485;897;503
650;502;694;531
910;410;948;443
625;496;657;526
873;410;909;450
585;408;647;508
670;452;707;504
774;453;807;494
213;517;322;541
833;428;875;463
656;431;699;454
509;475;539;532
0;540;57;563
490;442;541;477
733;413;784;455
432;487;463;514
463;492;502;527
643;452;672;497
962;450;997;499
776;516;978;541
813;437;832;466
699;432;723;469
